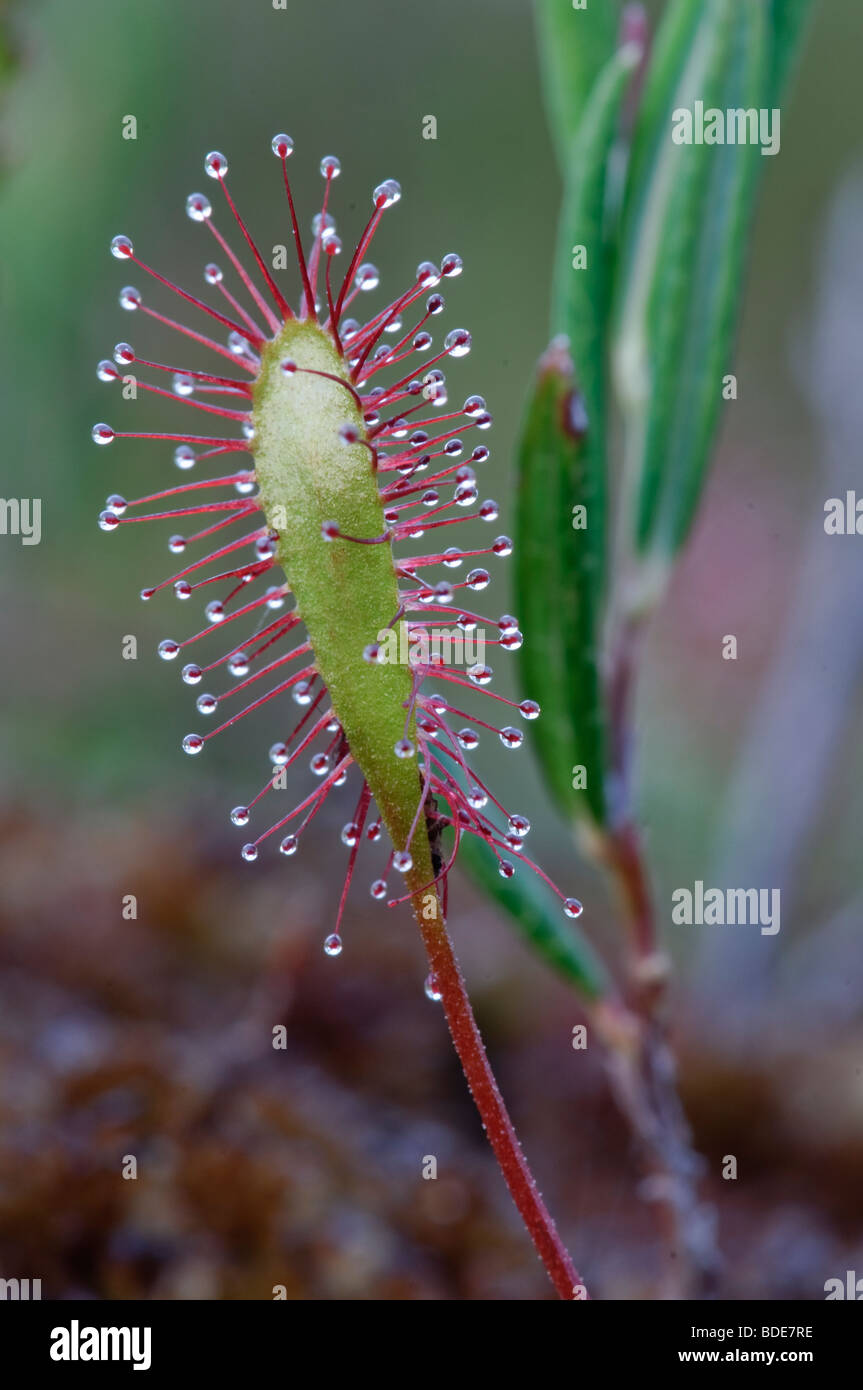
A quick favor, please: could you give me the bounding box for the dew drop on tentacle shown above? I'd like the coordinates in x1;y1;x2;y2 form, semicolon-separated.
158;639;180;661
241;843;258;862
119;286;141;310
174;580;192;600
271;133;294;158
231;806;250;827
186;192;212;222
355;263;380;292
519;699;540;720
424;973;443;1003
372;179;401;209
393;850;413;874
499;726;524;749
98;511;120;532
182;663;202;685
445;328;471;357
280;835;299;857
204;150;228;180
174;445;196;470
110;235;134;260
370;879;387;900
92;423;115;446
196;693;217;715
97;360;119;382
394;738;415;759
324;933;343;957
564;898;584;920
183;733;204;755
498;860;515;880
341;823;360;848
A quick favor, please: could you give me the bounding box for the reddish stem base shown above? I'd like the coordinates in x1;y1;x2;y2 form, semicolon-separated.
416;907;586;1300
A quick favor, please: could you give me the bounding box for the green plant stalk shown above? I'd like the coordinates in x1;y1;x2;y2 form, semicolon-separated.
254;316;584;1301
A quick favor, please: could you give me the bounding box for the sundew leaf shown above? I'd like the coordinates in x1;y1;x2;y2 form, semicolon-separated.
458;835;611;1002
534;0;621;175
611;0;773;597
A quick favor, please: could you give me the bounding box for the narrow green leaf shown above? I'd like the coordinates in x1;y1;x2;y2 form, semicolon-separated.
767;0;815;107
612;0;773;594
458;835;611;1002
518;41;640;829
534;0;620;173
516;341;606;826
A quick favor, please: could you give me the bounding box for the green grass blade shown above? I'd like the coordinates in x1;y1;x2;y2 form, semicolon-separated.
612;0;774;596
518;41;640;829
767;0;816;106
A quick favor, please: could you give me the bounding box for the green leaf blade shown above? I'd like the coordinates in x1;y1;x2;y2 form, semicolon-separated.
534;0;621;173
459;835;611;1002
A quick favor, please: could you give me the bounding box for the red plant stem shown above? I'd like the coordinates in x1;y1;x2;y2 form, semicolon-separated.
413;902;586;1300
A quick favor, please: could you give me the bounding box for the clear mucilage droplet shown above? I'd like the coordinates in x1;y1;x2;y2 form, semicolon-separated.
445;328;471;357
355;263;379;291
204;150;228;180
186;192;212;222
424;973;443;1003
373;179;401;209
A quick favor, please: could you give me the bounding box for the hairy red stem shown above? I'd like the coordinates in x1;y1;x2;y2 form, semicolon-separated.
414;904;586;1300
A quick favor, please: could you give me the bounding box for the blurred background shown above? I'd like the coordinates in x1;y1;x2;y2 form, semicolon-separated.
0;0;861;1299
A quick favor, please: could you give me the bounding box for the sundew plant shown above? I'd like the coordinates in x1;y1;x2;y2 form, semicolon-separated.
94;139;586;1297
89;0;815;1302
